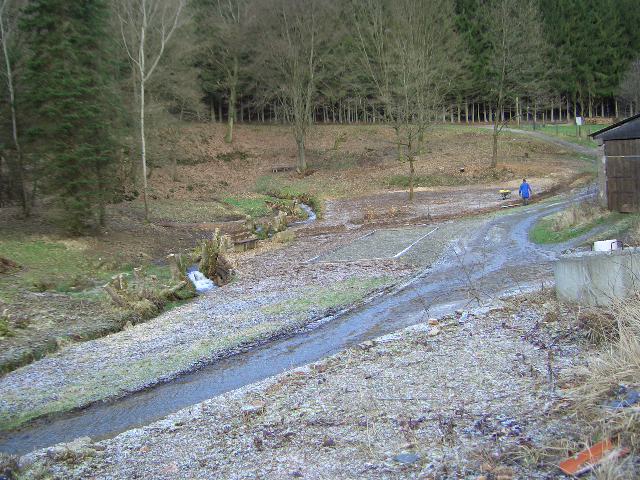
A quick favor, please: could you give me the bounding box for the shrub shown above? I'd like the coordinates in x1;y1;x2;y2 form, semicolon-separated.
572;296;640;461
216;150;250;163
254;178;324;220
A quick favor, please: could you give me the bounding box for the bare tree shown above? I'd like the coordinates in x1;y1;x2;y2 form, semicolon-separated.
482;0;547;167
199;0;251;144
620;59;640;117
0;0;29;215
117;0;185;221
255;0;333;173
353;0;459;200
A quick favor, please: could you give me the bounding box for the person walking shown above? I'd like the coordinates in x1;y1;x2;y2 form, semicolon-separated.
519;178;532;205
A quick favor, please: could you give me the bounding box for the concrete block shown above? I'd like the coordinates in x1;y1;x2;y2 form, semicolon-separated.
555;247;640;306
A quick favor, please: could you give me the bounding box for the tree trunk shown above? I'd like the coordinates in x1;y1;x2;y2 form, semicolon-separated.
1;14;29;216
225;58;238;143
296;135;306;173
96;163;106;227
140;79;149;221
408;157;415;201
225;87;236;143
491;120;498;168
558;98;562;121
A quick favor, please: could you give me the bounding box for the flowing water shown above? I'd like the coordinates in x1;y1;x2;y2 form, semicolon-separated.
0;190;594;455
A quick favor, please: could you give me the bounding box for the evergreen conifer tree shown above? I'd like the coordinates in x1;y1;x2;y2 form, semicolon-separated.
21;0;118;232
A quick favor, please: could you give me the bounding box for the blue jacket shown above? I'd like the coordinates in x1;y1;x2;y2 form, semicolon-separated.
519;182;531;198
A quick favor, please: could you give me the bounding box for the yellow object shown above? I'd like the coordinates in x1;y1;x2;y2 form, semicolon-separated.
499;189;512;200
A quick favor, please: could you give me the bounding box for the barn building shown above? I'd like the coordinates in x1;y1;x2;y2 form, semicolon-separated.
591;113;640;212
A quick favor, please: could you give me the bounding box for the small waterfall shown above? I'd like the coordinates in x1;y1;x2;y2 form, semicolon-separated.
291;203;317;226
186;265;216;293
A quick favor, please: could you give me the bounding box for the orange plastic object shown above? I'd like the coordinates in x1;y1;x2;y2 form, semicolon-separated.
559;439;630;476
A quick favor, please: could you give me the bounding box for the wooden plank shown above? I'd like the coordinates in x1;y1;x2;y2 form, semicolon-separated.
604;139;640;212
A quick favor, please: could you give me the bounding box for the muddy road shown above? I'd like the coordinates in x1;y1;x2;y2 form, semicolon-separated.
0;187;595;456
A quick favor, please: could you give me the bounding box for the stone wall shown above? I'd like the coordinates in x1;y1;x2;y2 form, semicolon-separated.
555;247;640;305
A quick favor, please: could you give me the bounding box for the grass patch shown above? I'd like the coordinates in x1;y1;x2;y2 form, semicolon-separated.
128;199;244;223
517;123;606;148
0;232;192;374
0;275;397;433
223;196;273;218
262;277;393;318
255;175;325;219
0;237;113;296
530;202;622;244
223;195;296;219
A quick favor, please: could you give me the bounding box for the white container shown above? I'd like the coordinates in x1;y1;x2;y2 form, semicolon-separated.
593;239;620;252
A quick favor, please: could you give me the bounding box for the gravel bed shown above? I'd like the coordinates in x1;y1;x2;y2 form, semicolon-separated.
0;229;417;432
21;292;598;479
308;219;481;267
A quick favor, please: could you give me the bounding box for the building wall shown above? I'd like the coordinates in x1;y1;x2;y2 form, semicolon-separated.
598;154;607;208
604;139;640;212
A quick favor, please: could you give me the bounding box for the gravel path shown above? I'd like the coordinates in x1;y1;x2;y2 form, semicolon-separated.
311;219;480;266
0;231;416;437
20;293;598;479
0;185;593;455
500;128;600;158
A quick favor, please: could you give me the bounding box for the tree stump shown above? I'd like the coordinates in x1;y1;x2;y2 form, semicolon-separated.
273;210;288;232
199;228;234;286
0;257;20;274
166;253;189;281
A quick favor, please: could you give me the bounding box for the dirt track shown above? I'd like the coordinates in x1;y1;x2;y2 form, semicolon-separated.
0;186;595;455
0;128;601;457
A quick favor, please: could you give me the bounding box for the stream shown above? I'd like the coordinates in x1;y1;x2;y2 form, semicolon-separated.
0;190;594;455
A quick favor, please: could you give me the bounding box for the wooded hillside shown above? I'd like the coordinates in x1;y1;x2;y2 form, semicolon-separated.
0;0;638;230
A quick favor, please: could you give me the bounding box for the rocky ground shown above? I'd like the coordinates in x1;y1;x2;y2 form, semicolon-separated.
0;228;408;432
0;183;492;434
0;123;596;378
18;291;629;480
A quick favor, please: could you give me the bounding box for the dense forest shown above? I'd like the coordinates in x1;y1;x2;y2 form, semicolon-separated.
1;0;639;230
